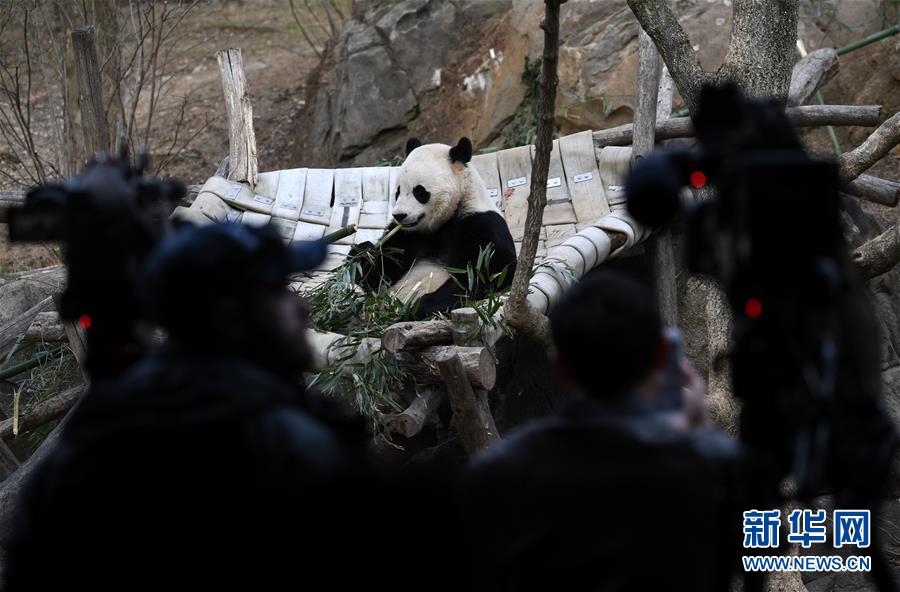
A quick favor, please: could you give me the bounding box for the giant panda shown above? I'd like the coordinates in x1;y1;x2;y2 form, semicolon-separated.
355;137;516;318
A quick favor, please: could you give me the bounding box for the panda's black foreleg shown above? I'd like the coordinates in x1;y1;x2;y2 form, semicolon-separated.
413;281;463;320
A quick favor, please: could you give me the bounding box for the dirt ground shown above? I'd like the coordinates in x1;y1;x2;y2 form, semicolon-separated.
0;0;325;273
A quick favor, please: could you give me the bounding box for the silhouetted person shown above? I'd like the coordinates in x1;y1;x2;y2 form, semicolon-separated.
462;271;742;592
3;223;370;590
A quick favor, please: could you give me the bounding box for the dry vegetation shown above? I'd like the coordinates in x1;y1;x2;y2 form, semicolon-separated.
0;0;347;272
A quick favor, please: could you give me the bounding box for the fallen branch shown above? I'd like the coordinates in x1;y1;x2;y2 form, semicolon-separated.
592;105;883;148
839;111;900;182
787;47;839;107
844;174;900;207
0;414;70;542
853;222;900;280
23;311;65;342
436;353;500;457
0;385;83;439
0;297;53;354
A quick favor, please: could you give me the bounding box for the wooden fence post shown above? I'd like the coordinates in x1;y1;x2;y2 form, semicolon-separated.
72;27;110;159
633;28;678;325
217;48;258;186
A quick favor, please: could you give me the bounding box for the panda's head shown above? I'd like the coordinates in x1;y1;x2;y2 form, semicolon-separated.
392;137;491;233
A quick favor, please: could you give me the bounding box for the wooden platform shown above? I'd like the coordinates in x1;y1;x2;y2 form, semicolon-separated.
176;131;642;298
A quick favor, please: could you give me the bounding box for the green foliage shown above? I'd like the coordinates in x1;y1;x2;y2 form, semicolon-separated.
375;154;405;167
300;237;417;438
444;243;514;347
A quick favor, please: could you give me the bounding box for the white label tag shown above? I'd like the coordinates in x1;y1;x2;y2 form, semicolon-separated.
547;177;561;188
486;187;500;198
303;207;327;218
573;172;593;183
507;177;527;188
337;195;360;207
280;203;300;211
254;194;274;205
225;185;241;199
225;210;241;223
607;185;624;193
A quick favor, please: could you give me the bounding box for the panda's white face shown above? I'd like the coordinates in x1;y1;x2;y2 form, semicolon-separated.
392;144;463;233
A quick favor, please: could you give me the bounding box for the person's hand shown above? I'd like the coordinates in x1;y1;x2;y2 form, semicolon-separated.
680;359;711;429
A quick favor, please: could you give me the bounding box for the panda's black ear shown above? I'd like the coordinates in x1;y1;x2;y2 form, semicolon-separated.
405;138;423;156
449;137;473;165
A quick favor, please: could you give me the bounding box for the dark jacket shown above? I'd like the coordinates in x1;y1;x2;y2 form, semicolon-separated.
3;344;368;590
462;396;742;592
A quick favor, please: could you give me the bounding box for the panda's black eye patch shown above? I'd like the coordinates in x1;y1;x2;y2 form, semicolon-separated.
413;185;431;204
395;186;400;199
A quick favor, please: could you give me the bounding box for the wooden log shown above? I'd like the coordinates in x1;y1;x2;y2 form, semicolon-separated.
381;320;453;353
632;29;661;159
592;105;883;147
0;297;54;355
656;66;674;121
395;345;496;390
383;387;444;438
451;307;482;346
23;311;66;343
0;385;83;440
839;111;900;182
634;28;679;326
71;27;110;158
0;440;20;480
217;48;258;187
0;412;72;543
853;221;900;280
436;353;500;457
844;174;900;207
306;330;381;372
788;47;839;107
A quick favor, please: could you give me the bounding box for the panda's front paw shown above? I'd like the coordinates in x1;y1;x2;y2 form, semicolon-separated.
349;241;376;258
411;293;444;320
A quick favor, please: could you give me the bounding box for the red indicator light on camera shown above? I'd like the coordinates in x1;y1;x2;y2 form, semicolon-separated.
689;171;707;189
744;298;763;319
78;315;92;330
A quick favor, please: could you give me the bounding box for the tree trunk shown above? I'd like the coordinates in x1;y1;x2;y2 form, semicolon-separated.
503;0;567;347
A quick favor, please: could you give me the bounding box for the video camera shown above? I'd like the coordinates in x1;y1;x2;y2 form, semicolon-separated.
4;145;185;377
627;84;898;587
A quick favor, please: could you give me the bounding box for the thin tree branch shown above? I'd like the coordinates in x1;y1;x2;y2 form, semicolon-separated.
503;0;567;346
625;0;709;112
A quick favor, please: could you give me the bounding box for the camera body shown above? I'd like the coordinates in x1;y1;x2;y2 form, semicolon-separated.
626;84;894;503
4;150;185;377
